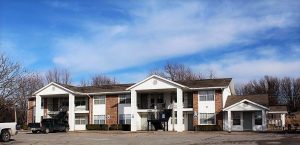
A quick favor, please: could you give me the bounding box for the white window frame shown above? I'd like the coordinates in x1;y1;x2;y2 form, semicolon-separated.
119;114;131;124
199;113;216;125
232;112;241;125
94;115;106;124
199;90;215;101
119;94;131;104
75;116;87;125
94;96;105;105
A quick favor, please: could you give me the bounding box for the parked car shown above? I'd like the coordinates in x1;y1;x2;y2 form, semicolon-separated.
41;118;69;133
28;123;42;133
0;122;18;142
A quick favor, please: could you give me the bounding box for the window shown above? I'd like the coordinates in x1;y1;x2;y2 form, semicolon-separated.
171;111;177;124
199;113;215;125
232;112;241;125
94;115;106;124
75;98;86;107
119;114;131;124
199;91;215;101
119;94;131;104
75;116;86;125
254;111;262;125
94;96;105;104
170;92;177;103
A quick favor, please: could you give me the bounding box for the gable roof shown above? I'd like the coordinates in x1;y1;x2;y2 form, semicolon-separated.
126;75;187;90
33;82;75;95
224;94;269;108
175;78;232;88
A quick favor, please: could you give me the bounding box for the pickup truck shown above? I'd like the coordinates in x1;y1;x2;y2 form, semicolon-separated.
0;122;18;142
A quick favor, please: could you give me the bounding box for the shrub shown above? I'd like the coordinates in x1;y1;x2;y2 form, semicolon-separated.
109;124;122;130
86;124;108;130
194;125;222;131
121;124;131;131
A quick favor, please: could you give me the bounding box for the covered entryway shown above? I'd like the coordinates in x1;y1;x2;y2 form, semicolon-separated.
223;95;270;132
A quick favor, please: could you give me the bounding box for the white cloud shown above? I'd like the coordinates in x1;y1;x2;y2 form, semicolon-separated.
192;46;300;84
51;1;299;75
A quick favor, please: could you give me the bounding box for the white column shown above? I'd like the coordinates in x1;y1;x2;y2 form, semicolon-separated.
262;110;267;131
35;95;42;123
176;88;184;132
281;114;286;129
69;93;75;131
228;110;231;132
131;90;137;131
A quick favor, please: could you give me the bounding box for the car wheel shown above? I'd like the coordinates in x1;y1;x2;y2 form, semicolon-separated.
1;130;11;142
64;127;69;132
32;130;37;134
44;128;50;134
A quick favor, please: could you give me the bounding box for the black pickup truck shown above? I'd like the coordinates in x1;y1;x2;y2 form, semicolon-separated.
28;118;69;134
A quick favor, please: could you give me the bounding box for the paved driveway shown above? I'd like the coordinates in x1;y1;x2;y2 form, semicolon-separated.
2;131;300;145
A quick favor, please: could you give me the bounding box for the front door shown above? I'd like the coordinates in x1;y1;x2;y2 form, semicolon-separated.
140;114;148;131
243;112;253;131
188;114;194;131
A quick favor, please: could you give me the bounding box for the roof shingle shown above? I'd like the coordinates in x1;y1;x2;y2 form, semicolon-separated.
225;94;269;108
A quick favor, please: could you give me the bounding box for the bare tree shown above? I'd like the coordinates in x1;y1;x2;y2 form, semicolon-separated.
237;75;300;112
45;67;71;85
149;62;205;81
13;73;44;124
91;74;117;86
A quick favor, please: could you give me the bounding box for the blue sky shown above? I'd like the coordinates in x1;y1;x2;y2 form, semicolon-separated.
0;0;300;84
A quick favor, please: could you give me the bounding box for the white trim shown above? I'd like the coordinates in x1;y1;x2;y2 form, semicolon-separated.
268;111;288;114
190;87;227;90
126;75;187;90
33;82;75;95
87;91;130;95
223;99;269;111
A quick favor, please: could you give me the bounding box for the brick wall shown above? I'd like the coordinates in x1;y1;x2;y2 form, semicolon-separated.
106;95;118;125
193;91;198;126
27;98;35;124
89;96;93;124
215;89;223;127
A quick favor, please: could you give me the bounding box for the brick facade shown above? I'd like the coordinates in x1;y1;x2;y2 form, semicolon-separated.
105;95;118;125
215;89;223;127
27;98;35;124
192;91;198;126
89;96;93;124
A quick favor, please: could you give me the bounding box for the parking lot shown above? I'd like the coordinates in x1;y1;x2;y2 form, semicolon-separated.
2;131;300;145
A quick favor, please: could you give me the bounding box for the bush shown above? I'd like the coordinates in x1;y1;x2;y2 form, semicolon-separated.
194;125;222;131
21;124;28;130
109;124;122;130
86;124;108;130
121;124;131;131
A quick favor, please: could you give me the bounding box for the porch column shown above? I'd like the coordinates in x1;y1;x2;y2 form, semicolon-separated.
35;95;42;123
176;88;184;132
131;90;137;131
228;110;232;132
69;93;75;131
262;110;267;131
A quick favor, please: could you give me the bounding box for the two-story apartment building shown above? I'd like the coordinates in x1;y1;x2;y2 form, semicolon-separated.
27;75;286;132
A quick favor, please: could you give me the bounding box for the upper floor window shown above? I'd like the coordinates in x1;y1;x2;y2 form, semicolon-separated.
75;98;86;107
120;94;131;104
199;91;215;101
94;96;105;105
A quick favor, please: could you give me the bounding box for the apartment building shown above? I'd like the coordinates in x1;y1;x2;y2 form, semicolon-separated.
27;75;286;132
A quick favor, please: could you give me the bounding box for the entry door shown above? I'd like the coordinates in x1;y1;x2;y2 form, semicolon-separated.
243;112;252;131
188;114;194;131
140;114;148;131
